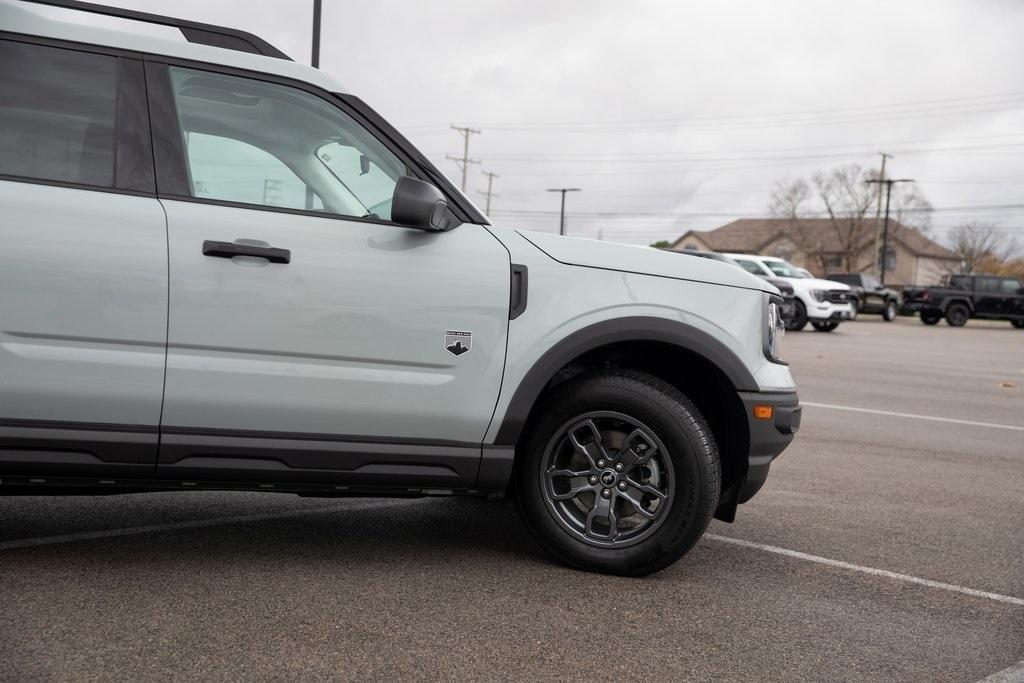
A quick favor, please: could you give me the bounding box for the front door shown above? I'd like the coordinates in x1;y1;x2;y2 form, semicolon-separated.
152;64;510;487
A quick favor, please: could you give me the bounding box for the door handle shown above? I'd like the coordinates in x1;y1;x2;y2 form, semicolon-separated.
202;240;290;264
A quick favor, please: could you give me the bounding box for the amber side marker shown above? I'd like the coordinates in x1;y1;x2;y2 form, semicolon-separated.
753;405;774;420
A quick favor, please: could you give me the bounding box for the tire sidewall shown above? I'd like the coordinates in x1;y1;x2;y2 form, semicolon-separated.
515;374;718;576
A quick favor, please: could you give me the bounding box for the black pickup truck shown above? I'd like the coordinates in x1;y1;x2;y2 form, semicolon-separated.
902;274;1024;327
826;272;901;321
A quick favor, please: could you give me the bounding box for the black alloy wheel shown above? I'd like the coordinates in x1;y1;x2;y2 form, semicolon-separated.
945;303;969;327
540;412;674;547
787;300;809;331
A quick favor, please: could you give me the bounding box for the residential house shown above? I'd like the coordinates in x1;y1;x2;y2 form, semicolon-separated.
670;218;960;287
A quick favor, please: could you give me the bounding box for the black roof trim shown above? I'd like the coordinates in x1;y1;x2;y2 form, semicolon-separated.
20;0;293;60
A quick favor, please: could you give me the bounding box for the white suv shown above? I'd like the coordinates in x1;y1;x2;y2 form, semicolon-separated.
725;255;855;332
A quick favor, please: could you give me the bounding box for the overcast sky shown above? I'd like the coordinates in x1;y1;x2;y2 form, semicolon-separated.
84;1;1024;245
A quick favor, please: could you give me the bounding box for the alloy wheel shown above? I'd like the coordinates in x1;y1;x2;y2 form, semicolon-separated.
540;411;675;548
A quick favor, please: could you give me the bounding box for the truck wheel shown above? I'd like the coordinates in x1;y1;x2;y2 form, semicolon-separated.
1012;319;1024;329
786;301;808;331
514;370;720;576
882;300;898;321
945;303;969;327
920;311;941;325
811;320;839;332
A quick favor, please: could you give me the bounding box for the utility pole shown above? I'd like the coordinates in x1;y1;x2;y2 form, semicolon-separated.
311;0;322;67
305;0;322;210
447;126;481;192
546;187;581;236
870;152;893;277
865;178;913;285
477;171;499;213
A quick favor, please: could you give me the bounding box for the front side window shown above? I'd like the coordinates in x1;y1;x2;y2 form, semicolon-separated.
0;40;116;187
167;66;407;220
1000;279;1023;294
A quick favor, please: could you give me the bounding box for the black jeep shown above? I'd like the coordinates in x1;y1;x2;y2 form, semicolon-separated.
902;274;1024;327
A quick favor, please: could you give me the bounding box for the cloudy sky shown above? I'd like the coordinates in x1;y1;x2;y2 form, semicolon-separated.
59;0;1024;246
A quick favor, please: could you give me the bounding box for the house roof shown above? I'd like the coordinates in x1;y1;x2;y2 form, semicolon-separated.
672;218;958;260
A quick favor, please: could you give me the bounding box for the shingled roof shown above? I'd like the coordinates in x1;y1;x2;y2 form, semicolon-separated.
672;218;957;259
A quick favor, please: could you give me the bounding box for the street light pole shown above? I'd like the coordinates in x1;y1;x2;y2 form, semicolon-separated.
865;178;913;285
546;188;581;236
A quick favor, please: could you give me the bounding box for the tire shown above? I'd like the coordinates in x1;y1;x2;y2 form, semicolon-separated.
945;303;969;327
882;300;898;322
811;320;839;332
920;311;941;325
513;370;720;577
786;300;808;331
1012;319;1024;329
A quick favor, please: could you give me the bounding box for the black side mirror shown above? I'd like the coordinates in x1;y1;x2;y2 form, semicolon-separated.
391;176;460;232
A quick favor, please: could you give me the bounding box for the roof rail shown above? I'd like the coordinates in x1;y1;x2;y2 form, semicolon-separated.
19;0;293;60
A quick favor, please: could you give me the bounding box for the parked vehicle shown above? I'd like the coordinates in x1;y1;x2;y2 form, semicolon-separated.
902;274;1024;328
825;273;900;321
725;254;855;332
0;0;800;576
679;250;798;324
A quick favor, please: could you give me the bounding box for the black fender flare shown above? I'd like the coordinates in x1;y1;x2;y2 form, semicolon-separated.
492;316;759;445
941;297;974;313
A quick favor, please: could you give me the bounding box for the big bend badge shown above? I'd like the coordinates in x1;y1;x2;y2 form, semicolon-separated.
444;330;472;356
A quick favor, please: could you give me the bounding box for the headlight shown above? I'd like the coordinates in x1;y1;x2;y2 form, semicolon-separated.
811;289;827;302
764;296;786;364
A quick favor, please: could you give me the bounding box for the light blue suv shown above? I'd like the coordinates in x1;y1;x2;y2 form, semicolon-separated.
0;0;800;575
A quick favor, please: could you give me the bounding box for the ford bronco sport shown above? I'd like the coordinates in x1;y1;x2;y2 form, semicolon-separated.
0;0;800;575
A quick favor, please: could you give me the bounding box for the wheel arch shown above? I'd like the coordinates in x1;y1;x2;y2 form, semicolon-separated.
941;296;974;312
493;317;757;517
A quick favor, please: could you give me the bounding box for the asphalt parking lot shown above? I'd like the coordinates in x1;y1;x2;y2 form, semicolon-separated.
1;318;1021;681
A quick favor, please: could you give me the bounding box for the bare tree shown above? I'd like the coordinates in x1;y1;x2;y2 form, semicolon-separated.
767;164;932;273
812;164;875;272
946;222;1020;274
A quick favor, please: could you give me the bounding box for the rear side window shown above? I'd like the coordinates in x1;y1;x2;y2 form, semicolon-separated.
0;40;116;187
976;278;999;293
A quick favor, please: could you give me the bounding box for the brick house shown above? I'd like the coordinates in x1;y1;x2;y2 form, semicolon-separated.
670;218;961;287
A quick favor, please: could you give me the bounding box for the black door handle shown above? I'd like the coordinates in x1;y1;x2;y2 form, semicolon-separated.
202;240;290;264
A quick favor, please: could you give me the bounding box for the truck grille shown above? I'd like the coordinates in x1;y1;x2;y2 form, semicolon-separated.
827;290;851;304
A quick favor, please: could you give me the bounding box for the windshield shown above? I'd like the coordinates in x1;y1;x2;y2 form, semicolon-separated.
764;260;806;278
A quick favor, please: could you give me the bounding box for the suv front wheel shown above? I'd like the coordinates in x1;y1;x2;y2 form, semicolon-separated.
514;370;720;576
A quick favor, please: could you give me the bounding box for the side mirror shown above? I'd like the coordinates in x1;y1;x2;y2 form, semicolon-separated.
391;176;460;232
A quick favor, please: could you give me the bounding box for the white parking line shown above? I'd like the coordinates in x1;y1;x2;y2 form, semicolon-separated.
707;534;1024;607
978;658;1024;682
802;401;1024;432
0;500;409;551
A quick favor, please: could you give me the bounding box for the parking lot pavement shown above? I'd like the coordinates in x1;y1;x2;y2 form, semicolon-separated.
1;319;1022;680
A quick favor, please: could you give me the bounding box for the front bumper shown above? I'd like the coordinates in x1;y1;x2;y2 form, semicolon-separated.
737;391;800;504
808;301;855;321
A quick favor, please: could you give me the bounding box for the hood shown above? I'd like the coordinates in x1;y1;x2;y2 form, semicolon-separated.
518;230;772;292
781;276;851;291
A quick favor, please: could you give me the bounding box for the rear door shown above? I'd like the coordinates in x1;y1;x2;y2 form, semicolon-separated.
148;64;509;487
974;277;1002;316
0;38;166;477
